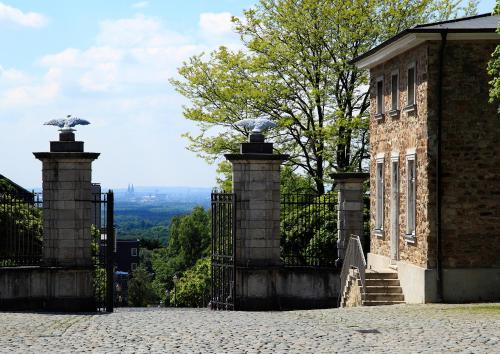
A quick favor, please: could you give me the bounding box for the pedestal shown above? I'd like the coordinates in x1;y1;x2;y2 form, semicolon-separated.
331;172;369;266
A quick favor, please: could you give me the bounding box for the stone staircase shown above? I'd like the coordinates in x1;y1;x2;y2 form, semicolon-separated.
361;270;405;306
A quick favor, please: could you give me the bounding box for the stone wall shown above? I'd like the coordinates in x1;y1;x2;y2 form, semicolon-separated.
231;158;282;266
370;39;500;271
41;158;94;267
429;40;500;269
0;267;95;311
369;43;432;268
236;267;339;310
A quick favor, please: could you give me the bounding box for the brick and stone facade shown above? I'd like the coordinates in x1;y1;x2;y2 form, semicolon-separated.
354;14;500;303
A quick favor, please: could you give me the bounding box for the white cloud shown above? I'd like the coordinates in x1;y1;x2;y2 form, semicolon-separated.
131;1;149;9
199;12;234;37
0;13;244;187
0;2;47;28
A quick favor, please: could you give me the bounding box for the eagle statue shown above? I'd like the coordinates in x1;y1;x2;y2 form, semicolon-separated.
44;115;90;131
235;118;276;134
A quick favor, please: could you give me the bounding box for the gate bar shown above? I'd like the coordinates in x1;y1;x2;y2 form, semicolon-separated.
106;190;114;313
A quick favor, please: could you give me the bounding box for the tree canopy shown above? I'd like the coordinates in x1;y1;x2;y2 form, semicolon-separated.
151;207;210;298
172;0;477;194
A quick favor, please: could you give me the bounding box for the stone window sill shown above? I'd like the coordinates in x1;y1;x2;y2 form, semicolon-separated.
375;113;384;120
374;229;384;238
405;233;416;244
388;109;400;117
403;104;416;113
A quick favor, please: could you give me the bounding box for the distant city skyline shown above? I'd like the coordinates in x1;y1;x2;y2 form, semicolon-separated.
0;0;496;189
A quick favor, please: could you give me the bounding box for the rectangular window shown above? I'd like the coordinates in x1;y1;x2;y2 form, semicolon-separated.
131;263;138;271
131;248;138;257
375;157;384;234
407;65;416;107
391;72;399;111
376;77;384;116
406;154;416;241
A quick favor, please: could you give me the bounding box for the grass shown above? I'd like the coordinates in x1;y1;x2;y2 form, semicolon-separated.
441;304;500;314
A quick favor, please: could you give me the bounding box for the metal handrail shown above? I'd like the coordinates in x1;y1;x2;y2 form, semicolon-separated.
339;235;367;305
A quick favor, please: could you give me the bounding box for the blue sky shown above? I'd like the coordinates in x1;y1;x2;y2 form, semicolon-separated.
0;0;497;189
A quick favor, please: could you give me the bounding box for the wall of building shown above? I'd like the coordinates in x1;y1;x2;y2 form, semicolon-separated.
369;43;433;269
434;40;500;269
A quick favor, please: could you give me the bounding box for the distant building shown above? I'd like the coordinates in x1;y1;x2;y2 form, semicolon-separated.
116;239;140;273
352;13;500;303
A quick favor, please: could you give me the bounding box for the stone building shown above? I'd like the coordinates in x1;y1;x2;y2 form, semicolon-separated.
352;13;500;303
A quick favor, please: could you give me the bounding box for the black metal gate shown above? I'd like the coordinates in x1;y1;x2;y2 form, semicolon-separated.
0;190;43;267
210;191;236;310
91;189;115;312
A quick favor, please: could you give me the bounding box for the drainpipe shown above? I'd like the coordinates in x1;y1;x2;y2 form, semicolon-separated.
436;30;447;302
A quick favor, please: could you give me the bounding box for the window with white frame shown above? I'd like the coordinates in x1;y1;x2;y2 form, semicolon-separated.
131;263;138;271
406;153;416;240
375;157;384;234
407;64;416;107
131;248;138;257
376;77;384;116
390;71;399;112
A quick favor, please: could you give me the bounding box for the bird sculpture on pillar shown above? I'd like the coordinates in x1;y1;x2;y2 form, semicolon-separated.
235;117;276;134
44;115;90;132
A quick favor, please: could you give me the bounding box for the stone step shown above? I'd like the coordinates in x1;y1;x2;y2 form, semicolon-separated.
364;293;405;301
362;300;405;306
365;286;402;294
365;272;398;279
362;279;401;287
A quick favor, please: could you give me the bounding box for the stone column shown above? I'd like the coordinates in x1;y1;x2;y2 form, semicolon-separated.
33;130;99;311
331;173;369;266
35;131;99;267
225;133;288;267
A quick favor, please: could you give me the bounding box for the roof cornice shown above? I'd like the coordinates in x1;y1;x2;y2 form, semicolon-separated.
354;31;499;69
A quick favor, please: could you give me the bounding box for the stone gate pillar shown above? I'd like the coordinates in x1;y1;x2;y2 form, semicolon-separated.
331;173;369;266
225;134;288;266
34;129;99;310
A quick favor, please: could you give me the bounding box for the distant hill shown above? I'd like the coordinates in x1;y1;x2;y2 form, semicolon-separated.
113;186;212;245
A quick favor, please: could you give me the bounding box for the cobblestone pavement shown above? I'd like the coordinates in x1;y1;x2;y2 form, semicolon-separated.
0;304;499;353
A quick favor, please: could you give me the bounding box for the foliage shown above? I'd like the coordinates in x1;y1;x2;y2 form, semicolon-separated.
139;238;162;250
280;192;338;266
151;207;211;300
280;166;317;194
0;186;43;266
174;257;211;307
114;201;209;244
488;0;500;106
91;225;106;305
172;0;477;194
128;266;157;307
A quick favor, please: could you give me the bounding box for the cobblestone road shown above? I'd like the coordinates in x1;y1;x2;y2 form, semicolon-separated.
0;304;499;353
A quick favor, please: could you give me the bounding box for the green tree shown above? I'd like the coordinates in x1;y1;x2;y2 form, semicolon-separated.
128;266;157;307
488;0;500;106
174;257;211;307
172;0;477;194
0;184;42;266
151;207;210;300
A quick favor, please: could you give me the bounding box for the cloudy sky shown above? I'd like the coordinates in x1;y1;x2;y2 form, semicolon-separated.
0;1;496;189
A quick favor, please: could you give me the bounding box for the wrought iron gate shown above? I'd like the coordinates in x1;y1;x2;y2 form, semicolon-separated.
0;190;43;267
91;189;115;312
210;191;236;310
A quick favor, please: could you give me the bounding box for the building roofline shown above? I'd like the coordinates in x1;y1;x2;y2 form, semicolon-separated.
0;174;33;196
412;12;493;29
351;13;498;68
